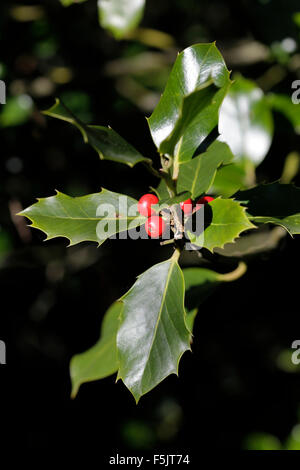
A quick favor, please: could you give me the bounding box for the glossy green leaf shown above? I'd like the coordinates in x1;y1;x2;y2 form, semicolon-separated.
234;182;300;235
98;0;145;39
155;80;218;157
43;99;150;168
148;43;231;166
70;301;122;398
117;254;191;402
177;141;234;198
219;76;273;166
211;161;248;198
159;191;191;207
185;198;256;252
184;308;198;334
267;93;300;134
152;179;170;200
19;189;146;246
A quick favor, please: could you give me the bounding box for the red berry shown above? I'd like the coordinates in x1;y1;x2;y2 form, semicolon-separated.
197;196;214;205
138;194;159;217
180;198;193;215
145;215;166;238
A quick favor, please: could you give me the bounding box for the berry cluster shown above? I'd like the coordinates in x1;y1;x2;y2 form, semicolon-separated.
138;194;164;238
138;193;214;238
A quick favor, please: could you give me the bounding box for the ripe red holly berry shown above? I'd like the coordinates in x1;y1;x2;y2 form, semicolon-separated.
197;196;214;205
138;193;159;217
180;198;193;215
145;215;166;238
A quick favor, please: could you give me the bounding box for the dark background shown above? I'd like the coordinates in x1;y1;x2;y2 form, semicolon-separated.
0;0;300;456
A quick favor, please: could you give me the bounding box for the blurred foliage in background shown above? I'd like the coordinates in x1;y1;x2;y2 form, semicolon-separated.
1;0;300;452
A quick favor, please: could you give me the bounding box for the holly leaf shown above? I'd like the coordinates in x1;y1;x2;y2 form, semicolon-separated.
185;198;256;252
151;181;190;206
219;76;273;166
148;43;231;166
159;191;191;207
234;182;300;235
70;301;122;398
211;160;248;198
251;216;300;235
184;308;198;334
184;267;221;306
117;253;191;402
183;267;221;332
177;141;234;198
43;99;150;168
98;0;145;39
19;189;146;246
154;80;218;157
152;179;170;200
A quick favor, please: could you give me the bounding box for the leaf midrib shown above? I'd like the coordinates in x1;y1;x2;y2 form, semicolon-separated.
24;214;141;221
210;222;250;226
190;158;202;196
140;259;177;392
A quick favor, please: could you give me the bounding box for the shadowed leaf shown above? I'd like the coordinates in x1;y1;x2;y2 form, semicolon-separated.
43;98;150;167
268;93;300;134
234;182;300;235
70;302;122;398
